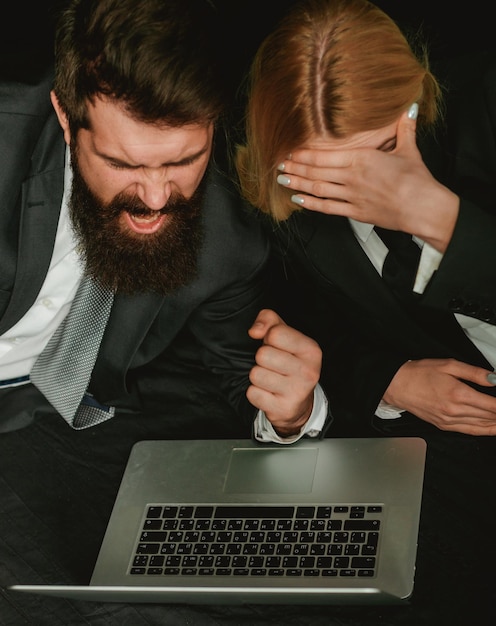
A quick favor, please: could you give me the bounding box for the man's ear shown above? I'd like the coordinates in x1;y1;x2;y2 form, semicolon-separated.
50;91;71;145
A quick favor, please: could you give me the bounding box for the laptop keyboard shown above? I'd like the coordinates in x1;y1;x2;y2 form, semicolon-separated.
130;504;382;578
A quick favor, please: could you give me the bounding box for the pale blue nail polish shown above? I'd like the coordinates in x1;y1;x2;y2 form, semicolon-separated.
487;372;496;385
277;162;285;171
277;174;291;186
291;195;304;205
408;102;418;119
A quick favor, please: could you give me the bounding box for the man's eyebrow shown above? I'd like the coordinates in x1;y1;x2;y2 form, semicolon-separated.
99;144;209;168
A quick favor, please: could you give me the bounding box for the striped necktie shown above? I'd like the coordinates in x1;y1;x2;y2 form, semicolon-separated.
30;274;115;429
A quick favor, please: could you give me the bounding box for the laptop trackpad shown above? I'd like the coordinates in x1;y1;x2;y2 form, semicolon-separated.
224;447;318;494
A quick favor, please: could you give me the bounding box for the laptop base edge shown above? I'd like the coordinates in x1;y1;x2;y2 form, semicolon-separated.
7;584;410;606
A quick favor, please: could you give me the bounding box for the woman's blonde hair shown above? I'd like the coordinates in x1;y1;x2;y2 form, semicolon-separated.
236;0;442;221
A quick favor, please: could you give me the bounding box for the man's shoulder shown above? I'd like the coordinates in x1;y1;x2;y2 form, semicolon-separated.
203;167;269;249
0;65;54;117
203;167;251;210
0;65;62;190
195;167;270;280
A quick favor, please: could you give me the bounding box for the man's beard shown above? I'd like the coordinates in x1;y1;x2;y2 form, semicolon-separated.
68;155;205;295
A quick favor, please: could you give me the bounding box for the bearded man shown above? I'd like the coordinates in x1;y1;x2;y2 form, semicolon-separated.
0;0;330;621
0;0;327;438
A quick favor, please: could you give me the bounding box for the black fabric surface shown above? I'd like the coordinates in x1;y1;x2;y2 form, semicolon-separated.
1;409;496;625
1;3;495;624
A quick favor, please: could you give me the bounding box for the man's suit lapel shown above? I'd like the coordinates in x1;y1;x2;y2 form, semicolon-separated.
0;163;64;335
89;291;166;401
0;78;64;334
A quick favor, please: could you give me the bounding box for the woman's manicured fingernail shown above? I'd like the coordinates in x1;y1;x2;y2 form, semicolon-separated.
408;102;418;119
487;372;496;385
291;195;304;205
277;174;291;186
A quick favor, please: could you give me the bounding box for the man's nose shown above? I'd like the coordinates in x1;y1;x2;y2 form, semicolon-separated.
136;167;172;209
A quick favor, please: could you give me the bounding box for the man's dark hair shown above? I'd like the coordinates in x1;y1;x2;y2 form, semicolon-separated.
53;0;229;132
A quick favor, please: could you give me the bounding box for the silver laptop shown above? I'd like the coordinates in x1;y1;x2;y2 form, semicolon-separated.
10;436;426;605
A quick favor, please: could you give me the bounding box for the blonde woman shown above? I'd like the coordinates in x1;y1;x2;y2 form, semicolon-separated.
237;0;496;436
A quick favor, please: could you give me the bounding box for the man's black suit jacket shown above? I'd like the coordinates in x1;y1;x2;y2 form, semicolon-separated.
269;50;496;432
0;67;270;431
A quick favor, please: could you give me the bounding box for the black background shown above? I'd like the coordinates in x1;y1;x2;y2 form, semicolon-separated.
0;1;494;77
1;2;496;625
